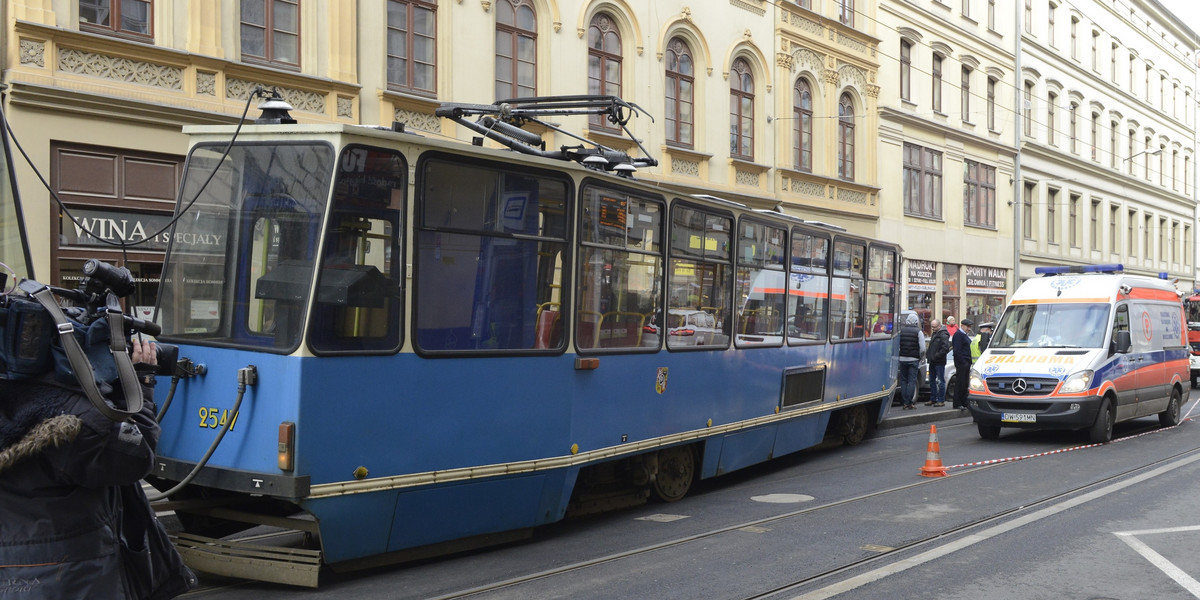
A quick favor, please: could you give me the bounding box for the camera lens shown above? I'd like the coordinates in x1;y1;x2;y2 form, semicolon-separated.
154;343;179;377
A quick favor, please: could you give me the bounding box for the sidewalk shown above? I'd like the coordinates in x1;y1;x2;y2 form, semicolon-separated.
879;400;971;430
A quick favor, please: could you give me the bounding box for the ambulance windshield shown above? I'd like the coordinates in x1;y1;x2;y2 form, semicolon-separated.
991;302;1111;349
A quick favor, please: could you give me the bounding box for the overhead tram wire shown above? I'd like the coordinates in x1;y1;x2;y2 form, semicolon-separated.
4;90;268;256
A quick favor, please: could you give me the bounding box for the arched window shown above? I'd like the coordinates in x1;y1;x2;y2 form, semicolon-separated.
730;59;754;160
495;0;536;100
587;14;622;131
666;37;695;147
794;79;813;171
838;93;855;180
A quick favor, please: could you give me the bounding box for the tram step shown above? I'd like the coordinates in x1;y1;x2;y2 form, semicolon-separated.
172;532;323;588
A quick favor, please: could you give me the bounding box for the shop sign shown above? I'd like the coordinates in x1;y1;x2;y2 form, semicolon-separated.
907;259;937;292
61;208;225;252
964;264;1008;295
61;208;173;250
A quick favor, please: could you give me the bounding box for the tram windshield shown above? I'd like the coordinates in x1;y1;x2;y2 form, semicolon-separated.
990;302;1111;349
158;142;335;351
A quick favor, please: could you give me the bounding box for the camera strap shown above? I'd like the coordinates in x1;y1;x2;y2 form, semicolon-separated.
21;281;143;422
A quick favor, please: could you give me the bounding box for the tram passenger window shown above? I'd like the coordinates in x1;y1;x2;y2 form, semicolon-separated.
415;156;569;353
831;241;865;340
865;246;897;337
577;186;664;351
667;204;731;350
310;147;406;354
735;220;787;348
789;231;829;343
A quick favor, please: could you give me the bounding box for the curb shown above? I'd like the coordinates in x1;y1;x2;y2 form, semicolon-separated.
878;406;971;430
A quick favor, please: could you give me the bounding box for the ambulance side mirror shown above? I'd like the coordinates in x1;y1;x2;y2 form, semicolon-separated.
1112;330;1132;354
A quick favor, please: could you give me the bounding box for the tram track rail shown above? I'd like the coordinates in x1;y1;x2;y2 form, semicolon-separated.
424;424;1200;600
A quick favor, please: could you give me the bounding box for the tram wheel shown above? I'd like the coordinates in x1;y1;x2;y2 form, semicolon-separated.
651;445;695;502
839;405;870;446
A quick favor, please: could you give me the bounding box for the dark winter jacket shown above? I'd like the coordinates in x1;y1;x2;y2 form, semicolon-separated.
952;328;974;366
0;375;196;599
927;328;951;365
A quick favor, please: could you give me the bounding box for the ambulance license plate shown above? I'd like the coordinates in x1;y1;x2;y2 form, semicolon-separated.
1001;412;1036;423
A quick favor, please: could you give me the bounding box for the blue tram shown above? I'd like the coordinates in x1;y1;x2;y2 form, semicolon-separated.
149;95;901;586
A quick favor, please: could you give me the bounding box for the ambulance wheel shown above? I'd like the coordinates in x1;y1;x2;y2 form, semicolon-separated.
1089;397;1114;443
1160;387;1182;427
977;423;1001;439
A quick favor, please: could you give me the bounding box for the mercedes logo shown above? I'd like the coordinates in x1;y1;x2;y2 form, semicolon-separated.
1012;378;1028;394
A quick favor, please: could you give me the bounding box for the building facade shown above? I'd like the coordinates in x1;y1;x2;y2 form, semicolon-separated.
1017;0;1197;287
5;0;887;301
878;0;1018;330
2;0;1194;319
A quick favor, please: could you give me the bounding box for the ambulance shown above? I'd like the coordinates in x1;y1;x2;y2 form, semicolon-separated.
967;264;1188;442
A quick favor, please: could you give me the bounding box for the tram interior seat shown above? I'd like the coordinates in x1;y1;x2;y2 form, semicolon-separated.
576;310;645;348
534;302;562;349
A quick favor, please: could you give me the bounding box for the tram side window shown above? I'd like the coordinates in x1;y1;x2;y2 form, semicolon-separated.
415;157;569;353
310;146;406;353
788;231;829;343
830;240;865;340
735;220;787;347
667;204;732;350
865;246;897;338
576;185;664;351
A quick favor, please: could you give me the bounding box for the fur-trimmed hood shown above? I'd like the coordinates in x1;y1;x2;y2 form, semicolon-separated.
0;413;81;474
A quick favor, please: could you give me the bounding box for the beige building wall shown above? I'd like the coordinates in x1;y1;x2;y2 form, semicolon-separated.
877;0;1017;327
4;0;887;283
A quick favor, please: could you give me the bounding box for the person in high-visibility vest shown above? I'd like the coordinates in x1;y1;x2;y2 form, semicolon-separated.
971;322;994;362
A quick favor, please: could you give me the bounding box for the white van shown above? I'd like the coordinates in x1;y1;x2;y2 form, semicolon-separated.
967;264;1188;442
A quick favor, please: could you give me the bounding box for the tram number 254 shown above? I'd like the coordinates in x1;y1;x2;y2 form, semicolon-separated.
198;407;239;430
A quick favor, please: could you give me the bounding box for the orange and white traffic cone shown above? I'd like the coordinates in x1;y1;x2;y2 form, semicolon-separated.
919;424;947;478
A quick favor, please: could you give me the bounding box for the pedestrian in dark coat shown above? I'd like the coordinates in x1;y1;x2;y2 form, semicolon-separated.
951;318;975;409
0;339;196;600
896;312;926;410
924;319;950;406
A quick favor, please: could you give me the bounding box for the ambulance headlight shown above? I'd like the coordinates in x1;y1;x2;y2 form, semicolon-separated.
968;369;985;391
1060;371;1093;394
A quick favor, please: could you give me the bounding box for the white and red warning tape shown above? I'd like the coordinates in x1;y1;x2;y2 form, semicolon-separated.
942;416;1193;471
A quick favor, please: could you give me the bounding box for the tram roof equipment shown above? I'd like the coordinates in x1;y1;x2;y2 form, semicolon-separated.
435;95;659;175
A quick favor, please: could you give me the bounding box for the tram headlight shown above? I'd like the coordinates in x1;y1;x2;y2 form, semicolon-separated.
1059;371;1094;394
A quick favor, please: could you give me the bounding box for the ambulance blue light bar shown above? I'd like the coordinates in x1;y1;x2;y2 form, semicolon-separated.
1035;264;1124;276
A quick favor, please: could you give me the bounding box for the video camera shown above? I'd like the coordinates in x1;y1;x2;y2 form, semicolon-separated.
0;259;178;382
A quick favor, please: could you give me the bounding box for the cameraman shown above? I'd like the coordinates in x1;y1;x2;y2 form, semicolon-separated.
0;338;195;599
